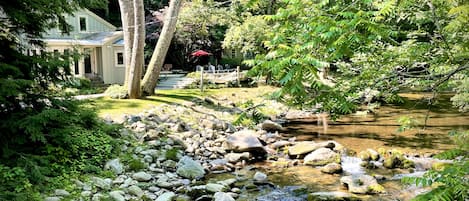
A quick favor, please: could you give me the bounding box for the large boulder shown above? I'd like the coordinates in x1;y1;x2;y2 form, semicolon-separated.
304;148;341;166
226;130;264;152
340;175;385;194
260;120;283;132
176;156;205;179
288;141;321;156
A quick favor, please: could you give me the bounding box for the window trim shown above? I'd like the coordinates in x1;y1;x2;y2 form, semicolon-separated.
78;16;88;32
115;51;124;67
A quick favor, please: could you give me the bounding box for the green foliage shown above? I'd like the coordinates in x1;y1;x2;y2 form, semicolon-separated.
397;116;420;132
223;15;270;55
0;102;120;200
165;148;181;161
63;77;92;89
233;100;267;127
247;0;469;114
220;57;244;67
402;130;469;201
105;84;129;99
127;159;147;171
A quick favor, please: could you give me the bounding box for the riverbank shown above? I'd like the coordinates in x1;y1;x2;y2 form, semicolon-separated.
41;87;464;200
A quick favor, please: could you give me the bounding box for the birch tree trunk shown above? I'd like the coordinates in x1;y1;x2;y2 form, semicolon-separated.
118;0;134;87
141;0;183;95
127;0;145;98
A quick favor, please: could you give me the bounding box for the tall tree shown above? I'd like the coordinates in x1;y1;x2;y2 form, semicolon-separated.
118;0;145;98
141;0;183;95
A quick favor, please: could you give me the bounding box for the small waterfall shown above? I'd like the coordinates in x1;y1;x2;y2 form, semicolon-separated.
341;156;365;175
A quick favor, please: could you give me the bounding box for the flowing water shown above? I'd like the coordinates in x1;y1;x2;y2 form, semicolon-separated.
210;93;468;200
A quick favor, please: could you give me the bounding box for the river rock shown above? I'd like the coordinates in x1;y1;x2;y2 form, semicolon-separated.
155;192;176;201
105;158;124;174
270;140;291;149
91;176;111;190
109;191;125;201
226;130;264;152
340;175;385;194
320;163;343;174
206;183;228;193
309;191;360;201
132;172;152;181
213;192;236;201
260;120;283;131
304;148;341;166
128;185;144;197
54;189;70;196
288;141;320;156
224;152;250;163
253;171;268;183
383;151;414;169
176;156;205;179
44;197;61;201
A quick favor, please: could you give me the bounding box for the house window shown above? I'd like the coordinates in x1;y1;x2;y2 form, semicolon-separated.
74;58;79;75
79;16;87;32
116;52;124;67
231;49;236;58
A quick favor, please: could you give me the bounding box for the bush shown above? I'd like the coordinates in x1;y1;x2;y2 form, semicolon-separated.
402;130;468;201
220;57;244;69
63;77;92;89
105;84;128;99
0;100;120;200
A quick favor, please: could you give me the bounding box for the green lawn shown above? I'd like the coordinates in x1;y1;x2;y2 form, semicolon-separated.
88;86;277;120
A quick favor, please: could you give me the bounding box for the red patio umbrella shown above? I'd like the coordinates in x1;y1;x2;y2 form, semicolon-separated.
191;50;212;57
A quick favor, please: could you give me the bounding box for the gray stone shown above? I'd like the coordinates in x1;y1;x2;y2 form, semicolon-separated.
226;130;264;152
288;141;321;156
54;189;70;196
127;185;144;197
270;140;291;149
206;183;227;193
340;175;385;194
260;120;283;131
155;192;176;201
44;197;61;201
92;193;106;201
105;158;124;174
304;148;341;166
92;176;111;190
224;152;250;163
176;156;205;179
309;191;360;201
217;178;237;187
213;192;236;201
81;191;92;197
253;171;268;183
320;163;343;174
132;171;152;181
109;191;126;201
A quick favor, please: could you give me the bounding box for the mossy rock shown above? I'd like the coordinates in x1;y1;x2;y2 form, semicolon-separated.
383;154;414;169
367;184;386;194
358;151;371;161
431;162;451;171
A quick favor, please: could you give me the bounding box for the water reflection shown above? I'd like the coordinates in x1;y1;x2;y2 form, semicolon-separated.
283;93;469;154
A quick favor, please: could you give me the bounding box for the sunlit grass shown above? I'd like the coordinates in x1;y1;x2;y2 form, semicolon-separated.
88;86;278;119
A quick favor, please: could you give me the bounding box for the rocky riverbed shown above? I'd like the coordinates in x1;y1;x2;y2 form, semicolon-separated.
44;97;451;201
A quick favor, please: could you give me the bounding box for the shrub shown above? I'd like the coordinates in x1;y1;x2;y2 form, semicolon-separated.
402;130;468;201
63;77;92;89
105;84;128;99
0;100;120;200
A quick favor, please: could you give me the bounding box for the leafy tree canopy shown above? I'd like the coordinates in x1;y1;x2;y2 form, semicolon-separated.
246;0;469;116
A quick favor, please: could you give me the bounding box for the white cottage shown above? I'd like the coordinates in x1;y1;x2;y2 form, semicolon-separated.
42;9;125;84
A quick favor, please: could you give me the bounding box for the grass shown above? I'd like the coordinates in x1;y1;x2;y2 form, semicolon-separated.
88;86;278;120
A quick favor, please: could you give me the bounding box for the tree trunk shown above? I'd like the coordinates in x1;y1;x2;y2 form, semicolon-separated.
141;0;183;95
118;0;134;87
127;0;145;98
